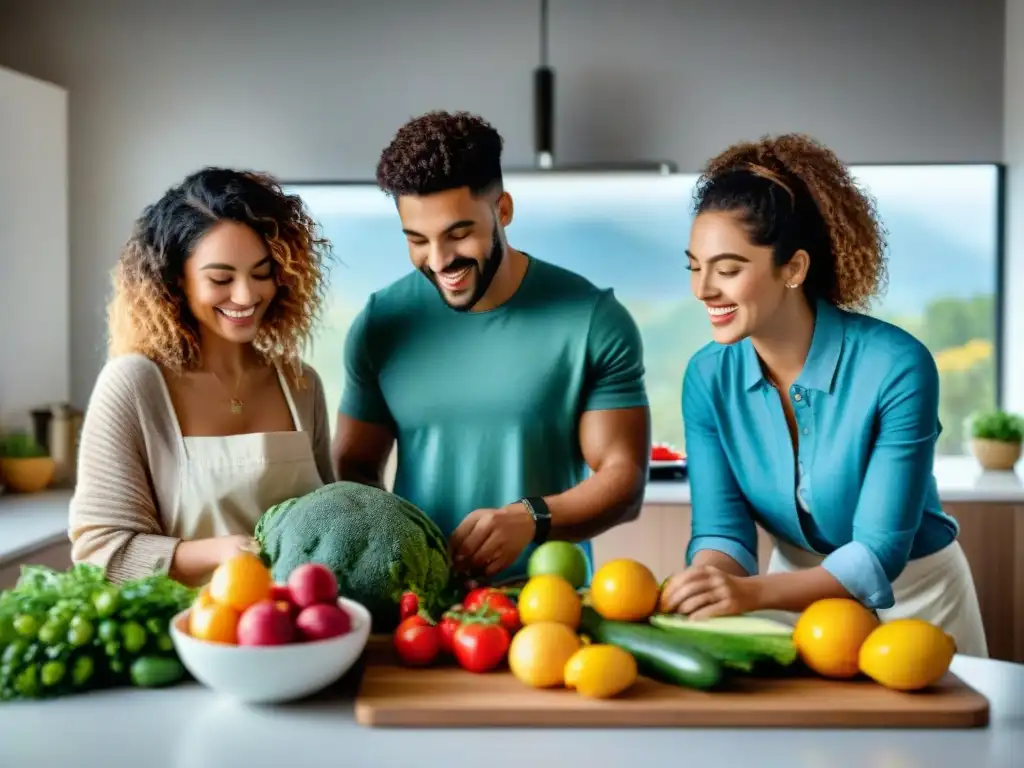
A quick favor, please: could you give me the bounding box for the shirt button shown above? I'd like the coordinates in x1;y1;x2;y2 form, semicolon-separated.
802;428;809;435
794;393;803;402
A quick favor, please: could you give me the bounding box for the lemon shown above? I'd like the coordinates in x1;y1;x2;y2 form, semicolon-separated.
564;644;638;699
589;559;660;622
508;621;582;688
858;619;956;691
792;598;880;679
517;574;582;628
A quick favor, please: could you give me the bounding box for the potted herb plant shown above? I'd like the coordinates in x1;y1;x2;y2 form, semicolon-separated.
0;430;56;493
968;409;1024;472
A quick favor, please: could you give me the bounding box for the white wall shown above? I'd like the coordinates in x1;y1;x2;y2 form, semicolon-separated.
1005;0;1024;415
0;0;1009;408
0;65;69;432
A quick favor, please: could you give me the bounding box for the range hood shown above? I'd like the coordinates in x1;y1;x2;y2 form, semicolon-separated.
529;0;675;175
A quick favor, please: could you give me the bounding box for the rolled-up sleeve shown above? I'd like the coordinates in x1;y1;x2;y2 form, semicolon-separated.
682;359;760;576
821;344;941;610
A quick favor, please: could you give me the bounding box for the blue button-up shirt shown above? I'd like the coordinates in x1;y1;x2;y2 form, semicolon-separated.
682;298;959;610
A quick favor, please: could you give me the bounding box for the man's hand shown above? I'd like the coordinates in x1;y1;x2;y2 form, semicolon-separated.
658;564;762;620
449;504;536;578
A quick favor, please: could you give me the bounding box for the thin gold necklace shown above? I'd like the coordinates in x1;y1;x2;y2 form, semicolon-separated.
211;369;246;416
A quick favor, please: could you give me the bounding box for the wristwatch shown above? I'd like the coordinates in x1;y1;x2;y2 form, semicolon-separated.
520;496;552;545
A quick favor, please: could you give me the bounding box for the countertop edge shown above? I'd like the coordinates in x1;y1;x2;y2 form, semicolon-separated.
1;457;1022;564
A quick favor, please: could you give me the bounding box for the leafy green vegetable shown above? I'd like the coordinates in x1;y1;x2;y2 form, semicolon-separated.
255;481;460;632
0;563;195;701
649;613;799;672
969;409;1024;443
0;431;48;459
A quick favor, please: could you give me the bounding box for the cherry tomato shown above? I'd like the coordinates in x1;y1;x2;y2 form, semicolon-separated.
399;592;420;621
438;615;462;654
452;622;510;673
393;616;440;666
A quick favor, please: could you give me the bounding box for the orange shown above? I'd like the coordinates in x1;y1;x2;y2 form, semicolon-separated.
208;551;273;612
518;575;582;628
589;559;659;621
189;602;240;644
793;598;880;679
194;585;216;608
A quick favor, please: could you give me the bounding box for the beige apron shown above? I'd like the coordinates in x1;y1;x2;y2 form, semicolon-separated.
761;537;990;659
159;365;325;544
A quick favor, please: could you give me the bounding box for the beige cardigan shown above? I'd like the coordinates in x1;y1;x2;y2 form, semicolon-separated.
67;353;335;582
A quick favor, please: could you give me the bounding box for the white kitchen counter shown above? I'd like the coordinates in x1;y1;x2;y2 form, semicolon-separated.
0;456;1021;566
0;489;72;565
0;654;1020;768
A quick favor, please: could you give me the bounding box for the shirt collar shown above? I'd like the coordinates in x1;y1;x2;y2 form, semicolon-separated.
742;297;845;393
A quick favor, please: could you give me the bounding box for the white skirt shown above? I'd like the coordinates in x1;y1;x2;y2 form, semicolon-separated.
759;538;989;659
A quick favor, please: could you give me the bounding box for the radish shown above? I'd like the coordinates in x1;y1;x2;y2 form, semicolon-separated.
295;603;352;641
287;563;338;608
237;600;296;646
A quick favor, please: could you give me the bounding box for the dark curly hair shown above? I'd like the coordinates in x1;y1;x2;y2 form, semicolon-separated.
106;167;332;382
375;110;504;198
693;134;888;311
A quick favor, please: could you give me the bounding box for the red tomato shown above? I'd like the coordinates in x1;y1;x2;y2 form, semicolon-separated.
452;622;510;673
438;614;462;654
399;591;419;621
393;617;440;666
462;587;499;611
481;593;520;634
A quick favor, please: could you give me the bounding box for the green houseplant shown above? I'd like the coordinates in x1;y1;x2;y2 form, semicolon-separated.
968;409;1024;471
0;430;56;493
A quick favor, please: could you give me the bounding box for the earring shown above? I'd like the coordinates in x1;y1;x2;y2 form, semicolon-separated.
785;283;799;289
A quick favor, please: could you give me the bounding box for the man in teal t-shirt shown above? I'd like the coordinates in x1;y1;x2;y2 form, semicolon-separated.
331;110;651;585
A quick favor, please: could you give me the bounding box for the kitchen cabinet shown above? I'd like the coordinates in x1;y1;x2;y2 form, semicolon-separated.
591;501;1024;664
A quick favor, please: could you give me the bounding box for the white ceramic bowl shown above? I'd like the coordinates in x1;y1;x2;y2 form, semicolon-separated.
169;597;371;704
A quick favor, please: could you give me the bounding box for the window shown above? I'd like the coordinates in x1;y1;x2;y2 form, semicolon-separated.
287;164;1002;458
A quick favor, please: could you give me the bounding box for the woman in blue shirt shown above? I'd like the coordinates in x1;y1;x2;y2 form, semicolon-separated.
660;134;988;658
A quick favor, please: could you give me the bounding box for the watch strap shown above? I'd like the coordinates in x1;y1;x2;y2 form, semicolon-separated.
521;496;552;545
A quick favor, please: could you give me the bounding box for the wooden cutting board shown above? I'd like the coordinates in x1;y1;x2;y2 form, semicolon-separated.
353;638;989;729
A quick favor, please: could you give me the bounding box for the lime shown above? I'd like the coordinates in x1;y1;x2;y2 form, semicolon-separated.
527;541;589;589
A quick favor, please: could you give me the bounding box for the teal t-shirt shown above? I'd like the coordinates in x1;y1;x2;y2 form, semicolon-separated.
339;255;649;583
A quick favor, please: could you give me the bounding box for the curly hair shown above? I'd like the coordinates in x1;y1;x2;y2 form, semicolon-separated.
693;134;888;311
375;110;504;198
106;167;332;382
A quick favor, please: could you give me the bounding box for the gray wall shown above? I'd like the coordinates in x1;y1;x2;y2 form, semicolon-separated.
0;0;1007;407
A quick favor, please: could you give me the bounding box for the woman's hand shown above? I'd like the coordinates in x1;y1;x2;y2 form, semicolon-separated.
218;534;260;560
658;564;762;620
170;534;260;586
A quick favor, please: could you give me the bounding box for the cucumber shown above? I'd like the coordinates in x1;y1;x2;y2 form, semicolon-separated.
129;655;185;688
649;614;799;671
580;607;722;690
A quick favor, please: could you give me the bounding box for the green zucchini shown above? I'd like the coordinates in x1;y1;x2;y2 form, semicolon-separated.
579;607;722;690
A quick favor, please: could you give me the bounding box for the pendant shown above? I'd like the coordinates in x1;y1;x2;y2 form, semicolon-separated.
230;398;243;415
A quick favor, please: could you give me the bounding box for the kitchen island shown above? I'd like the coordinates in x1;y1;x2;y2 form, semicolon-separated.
3;456;1024;660
0;654;1020;768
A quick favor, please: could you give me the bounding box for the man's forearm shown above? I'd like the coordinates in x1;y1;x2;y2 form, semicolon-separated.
540;458;646;541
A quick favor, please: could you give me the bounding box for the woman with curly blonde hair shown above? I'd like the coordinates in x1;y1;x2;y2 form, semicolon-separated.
69;167;335;586
659;135;987;657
